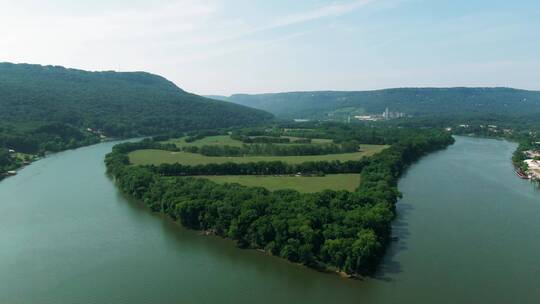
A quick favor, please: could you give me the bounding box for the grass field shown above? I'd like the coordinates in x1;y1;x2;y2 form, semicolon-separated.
199;174;361;193
129;144;388;166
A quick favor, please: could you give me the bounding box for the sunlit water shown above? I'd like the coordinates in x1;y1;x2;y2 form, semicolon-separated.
1;136;538;303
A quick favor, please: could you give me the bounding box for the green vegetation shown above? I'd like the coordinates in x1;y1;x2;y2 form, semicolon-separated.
163;134;331;148
282;136;333;144
165;135;244;148
0;122;101;155
513;133;540;172
0;62;273;174
191;141;361;157
129;146;386;166
200;174;361;193
0;63;272;137
0;148;38;180
162;134;348;157
0;148;12;174
214;88;540;128
106;123;455;276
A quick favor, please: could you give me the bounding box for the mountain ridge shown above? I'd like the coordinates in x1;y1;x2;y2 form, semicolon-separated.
0;62;273;155
207;87;540;121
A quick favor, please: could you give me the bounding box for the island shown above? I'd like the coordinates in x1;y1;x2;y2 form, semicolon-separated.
105;123;454;276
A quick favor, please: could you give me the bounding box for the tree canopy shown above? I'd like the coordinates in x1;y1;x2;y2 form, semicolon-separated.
215;88;540;125
0;62;273;155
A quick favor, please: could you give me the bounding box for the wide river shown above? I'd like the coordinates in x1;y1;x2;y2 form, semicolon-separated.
1;136;539;303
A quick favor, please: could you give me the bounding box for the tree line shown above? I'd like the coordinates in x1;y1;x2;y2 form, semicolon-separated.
231;134;312;144
151;159;368;176
182;141;359;157
0;123;101;155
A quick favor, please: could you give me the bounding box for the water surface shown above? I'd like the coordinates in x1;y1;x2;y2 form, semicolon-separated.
1;136;538;303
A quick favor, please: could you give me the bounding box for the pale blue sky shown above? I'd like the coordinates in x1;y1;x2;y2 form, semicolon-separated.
0;0;538;95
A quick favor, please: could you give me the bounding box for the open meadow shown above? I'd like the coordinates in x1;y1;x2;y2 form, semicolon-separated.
131;135;387;192
199;174;361;193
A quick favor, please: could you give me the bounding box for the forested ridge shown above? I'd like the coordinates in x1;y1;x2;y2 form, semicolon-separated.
0;62;273;173
0;63;272;136
212;88;540;124
105;125;454;276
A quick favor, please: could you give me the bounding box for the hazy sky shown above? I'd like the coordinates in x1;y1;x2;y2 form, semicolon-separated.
1;0;539;95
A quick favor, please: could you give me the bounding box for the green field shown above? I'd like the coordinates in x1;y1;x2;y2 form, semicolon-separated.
129;144;388;166
200;174;361;193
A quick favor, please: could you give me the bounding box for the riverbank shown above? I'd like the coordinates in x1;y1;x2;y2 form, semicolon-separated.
0;137;118;182
511;136;540;183
199;227;362;279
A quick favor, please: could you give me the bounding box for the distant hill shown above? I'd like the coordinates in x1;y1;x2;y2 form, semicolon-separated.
0;62;273;154
0;63;273;134
213;88;540;122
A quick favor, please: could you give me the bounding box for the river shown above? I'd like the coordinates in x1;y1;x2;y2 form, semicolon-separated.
1;136;539;303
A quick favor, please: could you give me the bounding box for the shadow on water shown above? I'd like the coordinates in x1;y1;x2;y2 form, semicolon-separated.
369;144;454;282
372;201;413;281
373;146;460;282
369;146;444;282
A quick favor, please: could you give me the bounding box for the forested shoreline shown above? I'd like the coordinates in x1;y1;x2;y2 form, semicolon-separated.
105;125;454;276
0;123;103;179
512;134;540;176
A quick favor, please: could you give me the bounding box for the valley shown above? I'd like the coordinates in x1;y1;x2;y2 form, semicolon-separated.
2;1;540;302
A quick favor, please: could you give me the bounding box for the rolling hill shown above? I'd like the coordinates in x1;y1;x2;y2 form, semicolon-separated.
0;62;273;156
211;88;540;123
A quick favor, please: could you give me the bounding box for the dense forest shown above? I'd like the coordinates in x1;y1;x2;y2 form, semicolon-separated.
105;124;454;276
210;88;540;126
0;148;11;173
0;62;273;168
0;122;101;154
0;63;272;135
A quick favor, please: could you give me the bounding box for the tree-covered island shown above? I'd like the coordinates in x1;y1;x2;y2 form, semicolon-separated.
105;123;454;276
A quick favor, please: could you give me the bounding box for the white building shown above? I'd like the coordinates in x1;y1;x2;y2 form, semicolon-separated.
525;159;540;169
